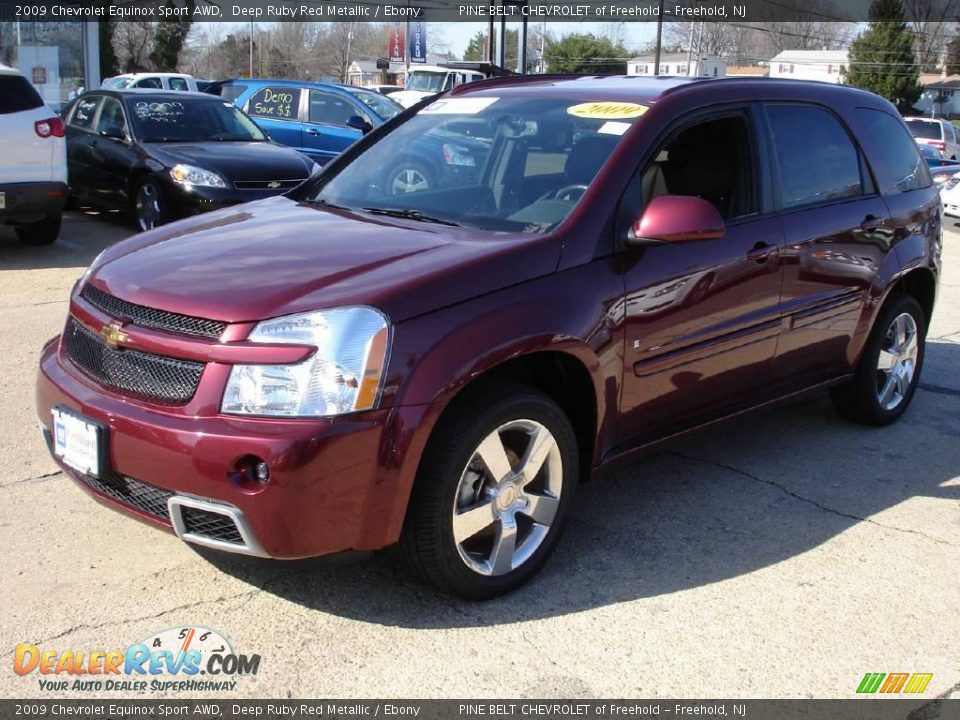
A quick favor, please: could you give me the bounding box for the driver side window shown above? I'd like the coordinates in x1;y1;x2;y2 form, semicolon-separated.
640;114;757;221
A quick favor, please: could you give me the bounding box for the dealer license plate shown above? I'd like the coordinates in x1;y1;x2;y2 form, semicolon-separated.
52;407;102;476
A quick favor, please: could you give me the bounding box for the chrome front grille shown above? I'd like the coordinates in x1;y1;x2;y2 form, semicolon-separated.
63;319;203;405
234;178;305;190
81;285;227;339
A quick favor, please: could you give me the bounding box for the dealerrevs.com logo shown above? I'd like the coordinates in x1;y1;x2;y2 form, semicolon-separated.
13;626;261;692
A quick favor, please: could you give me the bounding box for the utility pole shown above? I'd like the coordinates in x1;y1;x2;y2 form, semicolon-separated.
653;0;664;76
248;21;254;78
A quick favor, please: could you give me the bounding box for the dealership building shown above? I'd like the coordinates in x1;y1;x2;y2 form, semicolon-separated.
0;20;101;108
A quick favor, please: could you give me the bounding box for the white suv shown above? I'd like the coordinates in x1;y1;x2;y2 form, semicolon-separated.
101;73;198;92
0;63;67;245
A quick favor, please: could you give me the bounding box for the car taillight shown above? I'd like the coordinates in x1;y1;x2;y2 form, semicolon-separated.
34;117;65;139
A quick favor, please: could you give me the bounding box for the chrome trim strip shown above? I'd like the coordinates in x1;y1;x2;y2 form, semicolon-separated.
167;495;270;558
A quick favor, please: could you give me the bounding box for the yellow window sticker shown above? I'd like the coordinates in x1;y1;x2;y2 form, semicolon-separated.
567;102;648;120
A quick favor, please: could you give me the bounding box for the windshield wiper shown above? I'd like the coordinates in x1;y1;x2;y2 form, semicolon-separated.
307;198;352;211
362;207;461;226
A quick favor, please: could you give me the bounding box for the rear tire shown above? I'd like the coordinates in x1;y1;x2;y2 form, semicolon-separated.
831;294;926;426
398;383;578;599
16;213;61;246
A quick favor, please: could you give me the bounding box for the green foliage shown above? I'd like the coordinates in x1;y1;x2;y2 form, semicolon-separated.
463;29;519;69
544;33;627;74
149;0;194;72
845;0;921;113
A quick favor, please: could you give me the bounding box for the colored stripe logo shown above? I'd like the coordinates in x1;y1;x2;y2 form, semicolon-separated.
857;672;933;694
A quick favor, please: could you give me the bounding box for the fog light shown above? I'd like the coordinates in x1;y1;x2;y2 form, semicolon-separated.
255;462;270;483
231;456;271;492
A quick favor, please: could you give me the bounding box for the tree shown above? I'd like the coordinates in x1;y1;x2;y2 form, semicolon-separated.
150;0;194;72
544;33;627;74
98;16;119;79
845;0;922;113
947;27;960;75
463;29;519;68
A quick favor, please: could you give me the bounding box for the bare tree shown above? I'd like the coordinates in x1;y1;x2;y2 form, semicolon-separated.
113;21;155;72
904;0;960;71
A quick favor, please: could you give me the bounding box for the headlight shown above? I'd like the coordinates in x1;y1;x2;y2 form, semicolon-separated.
78;247;109;287
170;163;227;188
221;307;390;418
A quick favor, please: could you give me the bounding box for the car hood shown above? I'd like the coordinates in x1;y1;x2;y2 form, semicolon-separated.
87;196;561;323
389;90;436;108
144;141;313;182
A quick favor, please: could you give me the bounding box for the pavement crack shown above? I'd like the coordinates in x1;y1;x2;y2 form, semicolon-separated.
918;382;960;398
1;471;63;491
670;452;959;548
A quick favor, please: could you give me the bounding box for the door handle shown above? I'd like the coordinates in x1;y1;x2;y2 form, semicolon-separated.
746;242;776;262
306;128;320;136
860;214;885;231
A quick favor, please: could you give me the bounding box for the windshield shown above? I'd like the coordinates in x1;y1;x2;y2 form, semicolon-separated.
302;94;644;233
344;87;402;120
130;98;266;143
906;119;942;140
102;76;132;89
406;73;447;93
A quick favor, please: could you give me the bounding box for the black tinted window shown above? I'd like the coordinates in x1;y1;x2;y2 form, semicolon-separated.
134;77;163;89
767;104;863;209
309;91;356;126
858;109;932;192
906;119;941;140
96;98;126;135
247;86;299;120
0;75;44;114
69;96;101;130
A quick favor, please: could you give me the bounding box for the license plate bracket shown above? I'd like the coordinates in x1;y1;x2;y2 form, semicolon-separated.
51;406;107;478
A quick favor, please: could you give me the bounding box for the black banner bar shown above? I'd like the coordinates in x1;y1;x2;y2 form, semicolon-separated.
0;0;952;24
3;700;959;720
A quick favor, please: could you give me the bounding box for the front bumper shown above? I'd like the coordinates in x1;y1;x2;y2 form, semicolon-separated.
37;338;426;559
163;181;299;220
0;181;67;225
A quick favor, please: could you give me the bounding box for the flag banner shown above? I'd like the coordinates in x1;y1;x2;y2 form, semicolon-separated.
388;25;404;63
408;20;427;63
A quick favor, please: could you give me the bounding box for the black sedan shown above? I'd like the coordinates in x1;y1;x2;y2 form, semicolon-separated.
61;90;319;231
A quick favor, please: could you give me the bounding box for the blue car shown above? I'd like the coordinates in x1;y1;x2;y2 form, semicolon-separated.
207;79;402;165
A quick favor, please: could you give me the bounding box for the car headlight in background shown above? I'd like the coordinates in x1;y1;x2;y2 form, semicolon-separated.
170;163;227;189
221;307;390;418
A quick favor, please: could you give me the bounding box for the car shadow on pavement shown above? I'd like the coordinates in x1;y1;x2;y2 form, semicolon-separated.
202;339;960;627
0;209;134;271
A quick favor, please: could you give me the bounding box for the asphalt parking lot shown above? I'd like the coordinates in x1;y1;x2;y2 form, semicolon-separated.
1;210;958;700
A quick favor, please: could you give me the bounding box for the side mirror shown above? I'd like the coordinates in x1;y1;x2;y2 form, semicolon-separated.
346;115;373;134
100;123;126;141
628;195;725;245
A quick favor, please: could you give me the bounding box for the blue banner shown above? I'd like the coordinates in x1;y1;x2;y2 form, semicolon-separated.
408;21;427;63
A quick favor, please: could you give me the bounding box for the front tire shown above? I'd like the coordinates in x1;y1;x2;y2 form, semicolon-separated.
133;177;167;232
16;213;61;246
385;161;434;195
398;384;578;599
831;294;926;426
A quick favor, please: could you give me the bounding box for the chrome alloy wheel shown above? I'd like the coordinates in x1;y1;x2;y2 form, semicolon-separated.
390;167;429;194
452;420;563;576
876;312;919;411
135;182;162;231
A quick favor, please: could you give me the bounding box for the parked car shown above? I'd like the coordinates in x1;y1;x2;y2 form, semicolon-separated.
37;76;940;599
0;63;66;245
102;73;199;92
905;116;960;159
916;143;960;186
61;90;319;231
210;79;402;165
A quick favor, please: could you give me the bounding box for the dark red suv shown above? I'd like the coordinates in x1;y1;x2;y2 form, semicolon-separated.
37;76;940;598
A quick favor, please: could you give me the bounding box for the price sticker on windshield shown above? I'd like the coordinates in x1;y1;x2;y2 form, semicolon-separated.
567;102;648;120
420;97;499;114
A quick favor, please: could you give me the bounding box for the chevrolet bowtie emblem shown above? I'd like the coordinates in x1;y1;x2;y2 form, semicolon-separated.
267;181;282;189
100;323;129;349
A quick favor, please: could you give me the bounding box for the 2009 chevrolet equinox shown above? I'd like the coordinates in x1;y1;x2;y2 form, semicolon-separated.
37;75;940;598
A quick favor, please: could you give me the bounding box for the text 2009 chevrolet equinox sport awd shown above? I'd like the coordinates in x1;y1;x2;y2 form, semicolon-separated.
37;76;940;598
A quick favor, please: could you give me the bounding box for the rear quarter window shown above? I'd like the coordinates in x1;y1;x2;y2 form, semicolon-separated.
858;109;932;192
0;74;44;114
69;96;100;130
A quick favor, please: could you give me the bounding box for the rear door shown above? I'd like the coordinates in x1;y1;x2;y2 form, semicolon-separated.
244;85;303;151
88;97;138;207
0;72;54;184
763;102;892;389
301;89;364;164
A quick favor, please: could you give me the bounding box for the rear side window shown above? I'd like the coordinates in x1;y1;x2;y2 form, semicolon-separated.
0;74;44;114
857;109;932;192
767;104;863;209
906;119;942;140
247;86;299;120
168;77;189;91
69;96;101;130
134;77;163;89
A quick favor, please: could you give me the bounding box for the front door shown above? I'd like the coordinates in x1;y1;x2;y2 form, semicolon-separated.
618;110;785;444
301;90;364;165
